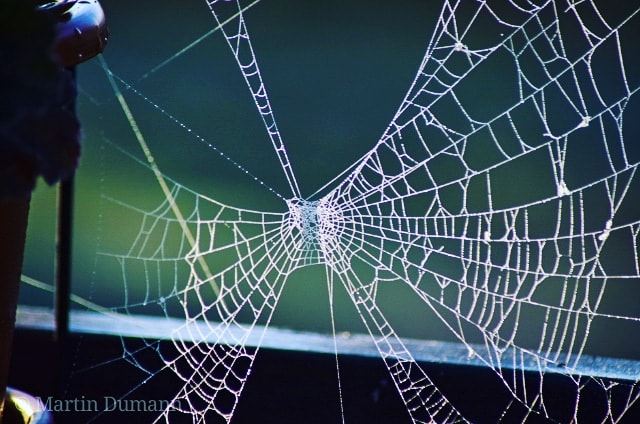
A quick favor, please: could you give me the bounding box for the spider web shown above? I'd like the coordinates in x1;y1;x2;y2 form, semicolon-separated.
71;0;640;422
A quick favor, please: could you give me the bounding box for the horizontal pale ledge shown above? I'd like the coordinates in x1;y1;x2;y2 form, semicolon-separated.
16;305;640;382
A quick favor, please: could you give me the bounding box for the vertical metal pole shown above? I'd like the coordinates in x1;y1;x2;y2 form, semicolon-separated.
54;68;77;399
55;174;74;400
55;67;77;348
55;176;73;345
